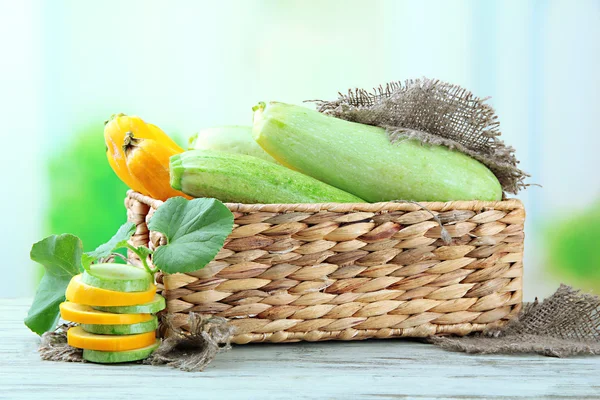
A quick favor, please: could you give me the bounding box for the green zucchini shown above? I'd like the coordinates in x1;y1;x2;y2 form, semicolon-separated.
189;125;278;164
82;263;152;293
92;294;166;314
82;339;160;364
80;316;158;335
170;150;365;204
252;102;502;202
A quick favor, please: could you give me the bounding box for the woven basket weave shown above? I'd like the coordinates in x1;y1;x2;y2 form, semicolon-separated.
125;191;525;344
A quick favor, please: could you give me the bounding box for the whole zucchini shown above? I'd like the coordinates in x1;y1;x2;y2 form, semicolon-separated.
189;125;278;164
252;102;502;202
170;150;364;204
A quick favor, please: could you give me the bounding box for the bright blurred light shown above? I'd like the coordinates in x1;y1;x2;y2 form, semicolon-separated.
0;0;598;298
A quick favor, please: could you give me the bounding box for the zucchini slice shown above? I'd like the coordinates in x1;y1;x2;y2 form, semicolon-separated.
83;339;160;364
60;302;153;325
80;316;158;335
92;294;166;314
66;275;156;307
82;263;152;293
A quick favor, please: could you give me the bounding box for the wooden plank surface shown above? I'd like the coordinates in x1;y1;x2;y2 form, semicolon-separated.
1;298;599;400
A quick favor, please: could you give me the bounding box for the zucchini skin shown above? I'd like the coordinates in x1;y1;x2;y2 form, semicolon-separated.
82;340;160;364
80;317;158;335
92;294;166;314
189;126;278;164
252;102;503;202
81;263;152;293
170;150;365;204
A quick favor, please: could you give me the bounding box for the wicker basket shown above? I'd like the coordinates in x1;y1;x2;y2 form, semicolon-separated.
125;191;525;344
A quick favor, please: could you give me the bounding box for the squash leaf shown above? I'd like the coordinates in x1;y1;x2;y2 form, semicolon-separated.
82;222;136;271
26;234;83;335
148;197;233;274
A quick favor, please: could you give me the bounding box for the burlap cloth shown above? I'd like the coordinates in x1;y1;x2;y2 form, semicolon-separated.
428;284;600;357
38;79;598;371
312;78;529;195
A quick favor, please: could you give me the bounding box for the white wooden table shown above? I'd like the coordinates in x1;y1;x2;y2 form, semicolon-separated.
2;298;599;400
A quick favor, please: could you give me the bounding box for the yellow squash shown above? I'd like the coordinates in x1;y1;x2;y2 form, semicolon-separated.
146;122;182;151
65;275;156;306
104;113;184;196
67;326;156;351
123;132;191;201
59;302;153;325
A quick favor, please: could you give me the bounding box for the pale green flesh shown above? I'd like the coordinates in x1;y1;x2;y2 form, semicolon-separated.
80;316;158;335
92;294;166;314
170;150;364;204
82;339;160;364
189;125;278;164
252;102;503;202
82;264;152;293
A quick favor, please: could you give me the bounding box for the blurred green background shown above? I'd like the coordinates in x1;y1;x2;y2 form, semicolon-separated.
1;0;598;300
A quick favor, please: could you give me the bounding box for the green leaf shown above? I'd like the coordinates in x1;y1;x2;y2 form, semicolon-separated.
82;221;136;271
26;234;83;335
148;197;233;274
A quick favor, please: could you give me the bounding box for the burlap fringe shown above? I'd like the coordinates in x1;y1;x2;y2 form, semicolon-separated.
311;78;529;195
429;284;600;357
144;313;235;372
38;323;84;363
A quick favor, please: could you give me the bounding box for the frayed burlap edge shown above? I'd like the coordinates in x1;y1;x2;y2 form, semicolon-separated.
39;323;84;362
311;78;529;195
428;284;600;357
144;313;235;372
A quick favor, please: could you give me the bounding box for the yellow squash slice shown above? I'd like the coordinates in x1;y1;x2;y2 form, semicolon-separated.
65;274;156;306
67;326;156;351
59;302;153;325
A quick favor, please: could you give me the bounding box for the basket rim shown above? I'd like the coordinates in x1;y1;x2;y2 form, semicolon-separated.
127;190;524;213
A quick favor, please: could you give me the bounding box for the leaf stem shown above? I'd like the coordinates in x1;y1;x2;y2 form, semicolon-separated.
107;252;129;264
125;243;157;275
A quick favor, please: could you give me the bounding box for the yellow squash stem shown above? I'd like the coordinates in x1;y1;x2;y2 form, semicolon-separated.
105;134;148;193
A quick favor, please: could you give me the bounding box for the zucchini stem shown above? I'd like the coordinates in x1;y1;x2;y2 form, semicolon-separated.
252;101;266;113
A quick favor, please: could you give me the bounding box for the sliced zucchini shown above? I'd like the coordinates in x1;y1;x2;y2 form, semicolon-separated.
65;274;156;307
83;339;160;364
82;263;152;293
80;316;158;335
60;302;153;325
92;294;166;314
